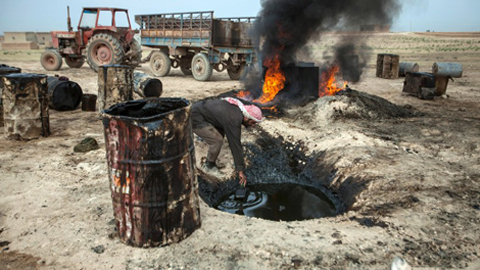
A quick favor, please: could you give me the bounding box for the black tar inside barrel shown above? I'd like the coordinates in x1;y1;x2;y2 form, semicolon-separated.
105;98;189;119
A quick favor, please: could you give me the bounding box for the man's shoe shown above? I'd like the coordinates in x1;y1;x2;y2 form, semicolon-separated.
200;164;224;178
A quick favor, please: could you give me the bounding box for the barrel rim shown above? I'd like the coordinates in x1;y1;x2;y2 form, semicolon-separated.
3;73;48;79
102;97;191;121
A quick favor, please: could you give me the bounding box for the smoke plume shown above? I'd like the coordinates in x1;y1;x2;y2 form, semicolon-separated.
245;0;401;99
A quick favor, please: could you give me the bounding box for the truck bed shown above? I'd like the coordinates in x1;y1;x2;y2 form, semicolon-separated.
135;11;256;49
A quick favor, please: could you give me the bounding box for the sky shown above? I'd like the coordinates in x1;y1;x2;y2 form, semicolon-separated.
0;0;479;35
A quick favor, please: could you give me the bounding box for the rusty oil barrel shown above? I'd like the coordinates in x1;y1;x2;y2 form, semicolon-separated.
399;62;419;77
432;62;463;78
47;76;83;111
2;73;50;140
97;65;134;113
133;72;163;99
1;65;22;127
81;94;97;111
102;97;201;247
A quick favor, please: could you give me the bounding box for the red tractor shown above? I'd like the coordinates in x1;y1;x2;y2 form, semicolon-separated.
41;6;141;72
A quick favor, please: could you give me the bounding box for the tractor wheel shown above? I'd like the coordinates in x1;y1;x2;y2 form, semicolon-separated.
227;62;247;80
65;56;85;68
41;50;63;71
149;51;171;77
86;33;124;72
192;53;213;81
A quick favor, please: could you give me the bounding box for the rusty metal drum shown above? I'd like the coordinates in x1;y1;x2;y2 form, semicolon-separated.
97;64;134;113
102;97;201;247
0;64;21;127
2;73;50;140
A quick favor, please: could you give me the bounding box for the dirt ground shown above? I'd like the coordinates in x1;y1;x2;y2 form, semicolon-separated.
1;32;479;270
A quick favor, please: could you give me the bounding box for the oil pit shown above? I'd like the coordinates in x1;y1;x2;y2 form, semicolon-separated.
215;183;336;221
198;128;346;221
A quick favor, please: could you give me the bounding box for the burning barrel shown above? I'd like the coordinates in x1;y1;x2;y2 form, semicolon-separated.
133;72;163;99
102;98;201;247
2;73;50;140
0;64;22;127
47;76;83;111
97;65;134;113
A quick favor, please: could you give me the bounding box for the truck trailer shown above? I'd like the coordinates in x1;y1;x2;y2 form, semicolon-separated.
135;11;257;81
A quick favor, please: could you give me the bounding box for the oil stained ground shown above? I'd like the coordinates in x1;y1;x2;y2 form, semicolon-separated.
215;183;336;221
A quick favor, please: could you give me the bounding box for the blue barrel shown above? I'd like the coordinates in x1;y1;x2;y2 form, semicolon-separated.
102;97;201;247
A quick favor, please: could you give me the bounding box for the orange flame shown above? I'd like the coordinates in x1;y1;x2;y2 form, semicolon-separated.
319;65;348;97
253;54;286;104
236;90;251;99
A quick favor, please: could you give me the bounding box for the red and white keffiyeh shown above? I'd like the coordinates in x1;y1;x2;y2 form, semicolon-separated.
221;97;264;122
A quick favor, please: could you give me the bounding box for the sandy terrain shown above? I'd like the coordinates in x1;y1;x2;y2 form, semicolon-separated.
1;32;479;270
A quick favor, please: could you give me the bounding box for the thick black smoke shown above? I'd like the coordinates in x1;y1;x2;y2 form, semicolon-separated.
244;0;401;99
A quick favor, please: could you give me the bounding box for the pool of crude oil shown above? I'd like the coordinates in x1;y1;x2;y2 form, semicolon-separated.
215;183;336;221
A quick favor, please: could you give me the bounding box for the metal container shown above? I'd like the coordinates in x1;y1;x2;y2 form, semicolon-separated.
133;72;163;99
432;62;463;78
102;97;201;247
399;62;419;77
47;76;83;111
402;72;436;99
376;54;400;79
0;65;21;127
213;20;233;46
81;94;97;111
2;73;50;140
97;65;134;113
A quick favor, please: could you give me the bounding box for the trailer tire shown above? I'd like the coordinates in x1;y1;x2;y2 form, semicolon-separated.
227;62;247;80
65;56;85;68
149;51;171;77
86;33;124;72
41;50;63;71
192;53;213;81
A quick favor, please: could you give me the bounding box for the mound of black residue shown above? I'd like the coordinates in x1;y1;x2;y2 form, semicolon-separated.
331;88;416;119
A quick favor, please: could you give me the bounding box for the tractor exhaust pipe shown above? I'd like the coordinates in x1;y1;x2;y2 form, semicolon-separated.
67;6;73;32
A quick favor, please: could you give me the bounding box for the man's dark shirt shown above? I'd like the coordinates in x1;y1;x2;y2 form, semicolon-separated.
191;99;245;171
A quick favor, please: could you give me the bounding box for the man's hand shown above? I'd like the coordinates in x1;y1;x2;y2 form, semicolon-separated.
238;171;247;186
